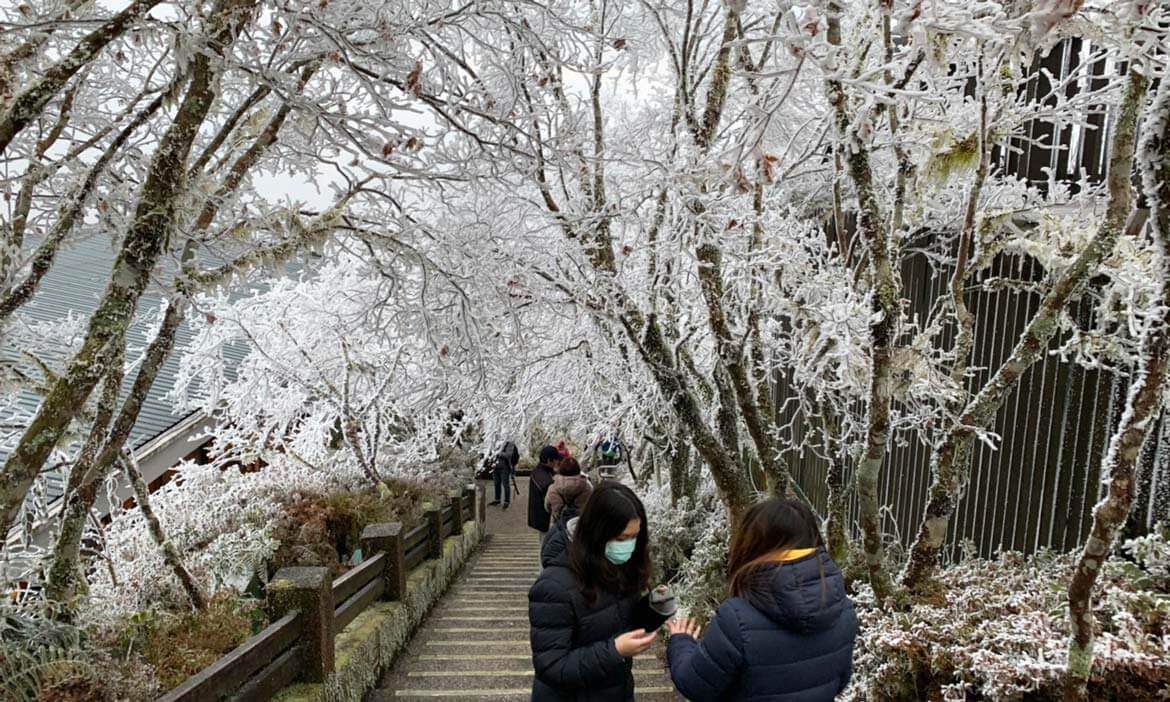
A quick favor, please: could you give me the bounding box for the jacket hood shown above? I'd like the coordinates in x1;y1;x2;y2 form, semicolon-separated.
540;517;578;568
740;547;850;634
553;474;590;493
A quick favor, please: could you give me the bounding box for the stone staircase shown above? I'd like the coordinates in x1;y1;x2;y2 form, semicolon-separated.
373;482;682;701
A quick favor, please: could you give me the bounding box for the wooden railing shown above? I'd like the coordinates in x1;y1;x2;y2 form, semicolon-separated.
158;484;483;702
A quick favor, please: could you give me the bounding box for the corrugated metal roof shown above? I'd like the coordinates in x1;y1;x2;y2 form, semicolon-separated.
0;234;250;499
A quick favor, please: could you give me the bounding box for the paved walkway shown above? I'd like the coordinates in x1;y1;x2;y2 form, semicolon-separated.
373;477;681;700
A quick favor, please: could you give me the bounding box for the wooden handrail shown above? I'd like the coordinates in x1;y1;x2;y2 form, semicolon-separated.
404;523;429;551
156;483;484;701
332;552;386;604
334;577;385;631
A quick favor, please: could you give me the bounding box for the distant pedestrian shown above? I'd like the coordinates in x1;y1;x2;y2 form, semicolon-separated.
556;440;571;459
528;445;560;534
595;436;625;481
529;481;674;702
489;440;520;510
666;498;858;701
545;456;592;524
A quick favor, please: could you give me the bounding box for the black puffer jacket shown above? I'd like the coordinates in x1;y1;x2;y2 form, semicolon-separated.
530;520;660;701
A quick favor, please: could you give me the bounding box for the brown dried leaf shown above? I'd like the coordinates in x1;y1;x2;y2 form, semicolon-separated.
407;61;423;97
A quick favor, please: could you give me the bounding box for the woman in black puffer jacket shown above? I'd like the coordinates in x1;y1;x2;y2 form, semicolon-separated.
529;481;672;702
667;498;858;701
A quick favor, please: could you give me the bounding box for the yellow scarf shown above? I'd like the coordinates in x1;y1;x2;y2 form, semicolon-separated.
762;547;818;564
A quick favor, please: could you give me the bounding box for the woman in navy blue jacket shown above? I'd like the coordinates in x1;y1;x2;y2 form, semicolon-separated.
667;498;857;701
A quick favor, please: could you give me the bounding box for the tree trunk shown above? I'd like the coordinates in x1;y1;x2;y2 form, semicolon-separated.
41;337;126;617
825;2;900;602
0;0;259;544
819;402;851;563
1064;71;1170;702
631;315;753;526
670;441;693;506
0;0;164;154
690;9;789;496
696;242;790;494
901;67;1151;591
122;451;207;611
44;300;186;617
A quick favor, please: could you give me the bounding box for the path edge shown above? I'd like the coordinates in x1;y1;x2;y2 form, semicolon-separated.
274;518;486;702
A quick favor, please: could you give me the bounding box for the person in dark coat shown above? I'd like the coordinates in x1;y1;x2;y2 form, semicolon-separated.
489;440;520;510
666;498;858;702
529;445;560;534
528;481;674;701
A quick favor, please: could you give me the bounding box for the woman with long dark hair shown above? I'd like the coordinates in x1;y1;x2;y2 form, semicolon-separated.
529;481;674;701
666;498;857;701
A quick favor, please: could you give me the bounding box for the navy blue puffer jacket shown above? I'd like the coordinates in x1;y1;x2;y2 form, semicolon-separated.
667;548;857;701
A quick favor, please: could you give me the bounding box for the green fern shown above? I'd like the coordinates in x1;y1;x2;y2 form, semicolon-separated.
0;614;93;702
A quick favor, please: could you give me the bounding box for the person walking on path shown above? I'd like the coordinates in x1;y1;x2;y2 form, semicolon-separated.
545;456;593;523
529;482;674;701
528;445;560;534
593;436;625;481
489;440;520;510
666;498;858;701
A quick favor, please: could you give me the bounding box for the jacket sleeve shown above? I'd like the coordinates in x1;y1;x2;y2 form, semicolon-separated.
545;485;564;522
529;575;627;690
667;602;745;702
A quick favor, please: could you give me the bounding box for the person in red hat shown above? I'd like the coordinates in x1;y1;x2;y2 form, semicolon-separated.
557;440;571;459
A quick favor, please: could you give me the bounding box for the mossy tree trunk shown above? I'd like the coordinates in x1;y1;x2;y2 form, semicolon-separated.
44;300;185;617
0;0;259;545
901;67;1151;592
691;9;790;497
825;2;899;602
1064;72;1170;702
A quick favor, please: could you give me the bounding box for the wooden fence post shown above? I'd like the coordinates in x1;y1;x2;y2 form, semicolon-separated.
476;483;486;524
267;567;334;682
425;502;443;559
463;484;475;523
361;522;405;601
450;489;464;528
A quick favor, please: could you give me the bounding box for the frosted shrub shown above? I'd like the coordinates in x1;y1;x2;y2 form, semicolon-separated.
83;456;365;620
644;480;730;621
1123;523;1170;588
843;530;1170;701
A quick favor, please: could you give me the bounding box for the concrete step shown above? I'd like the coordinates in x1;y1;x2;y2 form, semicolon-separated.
430;606;528;614
396;669;674;689
421;639;530;649
372;685;682;700
402;654;666;673
422;627;530;641
444;592;530;602
428;615;529;624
